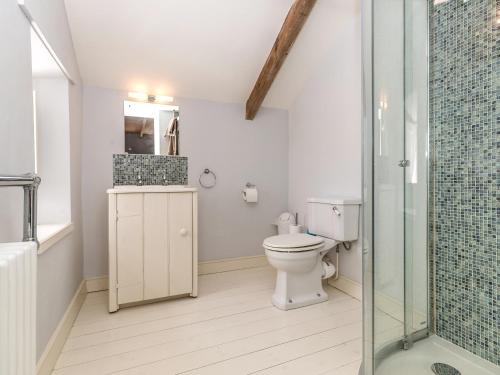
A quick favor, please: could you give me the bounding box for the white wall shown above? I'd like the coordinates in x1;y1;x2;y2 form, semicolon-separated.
82;86;288;278
0;0;34;243
0;0;84;360
288;0;362;283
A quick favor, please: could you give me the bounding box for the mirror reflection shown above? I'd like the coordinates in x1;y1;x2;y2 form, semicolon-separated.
123;100;179;155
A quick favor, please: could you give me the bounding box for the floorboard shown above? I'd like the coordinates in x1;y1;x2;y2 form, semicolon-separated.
52;267;362;375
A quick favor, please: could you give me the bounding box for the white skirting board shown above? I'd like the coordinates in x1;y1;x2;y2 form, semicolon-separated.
37;280;87;375
86;255;270;292
85;276;109;293
328;276;362;301
198;255;269;275
328;275;427;330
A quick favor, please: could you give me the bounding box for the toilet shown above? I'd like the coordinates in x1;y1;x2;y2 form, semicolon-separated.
263;197;361;310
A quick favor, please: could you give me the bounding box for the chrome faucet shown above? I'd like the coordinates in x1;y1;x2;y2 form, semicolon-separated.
137;174;143;186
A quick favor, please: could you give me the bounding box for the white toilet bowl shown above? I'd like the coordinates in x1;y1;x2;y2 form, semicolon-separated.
263;233;337;310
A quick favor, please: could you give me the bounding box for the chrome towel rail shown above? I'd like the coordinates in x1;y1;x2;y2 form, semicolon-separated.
0;173;41;244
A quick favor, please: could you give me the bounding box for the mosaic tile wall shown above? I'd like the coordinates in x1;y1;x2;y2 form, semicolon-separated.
429;0;499;365
113;154;188;186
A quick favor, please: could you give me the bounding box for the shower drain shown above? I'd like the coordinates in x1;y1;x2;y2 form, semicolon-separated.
431;363;461;375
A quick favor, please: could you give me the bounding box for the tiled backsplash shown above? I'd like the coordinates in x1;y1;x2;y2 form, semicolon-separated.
113;154;188;186
429;0;498;365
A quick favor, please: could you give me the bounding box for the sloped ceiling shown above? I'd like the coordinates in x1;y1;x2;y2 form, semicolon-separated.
64;0;345;109
31;29;65;79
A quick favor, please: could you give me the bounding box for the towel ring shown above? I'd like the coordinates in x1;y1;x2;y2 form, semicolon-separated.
199;168;216;189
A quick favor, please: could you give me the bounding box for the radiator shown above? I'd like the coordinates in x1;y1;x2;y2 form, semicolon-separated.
0;242;37;375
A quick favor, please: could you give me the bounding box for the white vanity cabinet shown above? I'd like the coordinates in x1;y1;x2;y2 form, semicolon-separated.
108;186;198;312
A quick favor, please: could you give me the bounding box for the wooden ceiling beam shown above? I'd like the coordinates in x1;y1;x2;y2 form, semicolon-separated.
245;0;317;120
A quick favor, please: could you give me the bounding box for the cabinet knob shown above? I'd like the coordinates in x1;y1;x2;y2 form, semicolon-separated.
180;228;188;237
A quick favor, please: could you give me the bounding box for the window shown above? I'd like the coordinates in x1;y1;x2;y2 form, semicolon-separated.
31;29;73;251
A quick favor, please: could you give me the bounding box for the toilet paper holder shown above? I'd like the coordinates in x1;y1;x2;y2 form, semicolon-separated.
242;183;258;203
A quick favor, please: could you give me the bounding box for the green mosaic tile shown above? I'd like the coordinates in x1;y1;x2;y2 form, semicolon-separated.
113;154;188;186
429;0;499;365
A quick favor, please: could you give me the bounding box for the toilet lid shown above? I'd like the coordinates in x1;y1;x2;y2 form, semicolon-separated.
263;234;324;251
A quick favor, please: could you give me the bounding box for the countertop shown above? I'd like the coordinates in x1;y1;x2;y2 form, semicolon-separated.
107;185;197;194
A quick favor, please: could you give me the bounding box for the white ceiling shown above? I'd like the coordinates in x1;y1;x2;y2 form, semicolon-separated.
64;0;342;109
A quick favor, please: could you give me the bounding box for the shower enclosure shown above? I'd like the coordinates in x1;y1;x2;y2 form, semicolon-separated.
362;0;499;373
362;0;429;371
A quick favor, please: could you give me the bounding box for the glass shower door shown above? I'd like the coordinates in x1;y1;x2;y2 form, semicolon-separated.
372;0;406;360
402;0;429;346
362;0;428;373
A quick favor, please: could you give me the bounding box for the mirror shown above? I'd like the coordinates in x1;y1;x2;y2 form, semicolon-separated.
123;100;179;155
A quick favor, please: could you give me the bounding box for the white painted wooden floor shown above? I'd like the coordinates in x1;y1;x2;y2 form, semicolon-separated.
53;267;362;375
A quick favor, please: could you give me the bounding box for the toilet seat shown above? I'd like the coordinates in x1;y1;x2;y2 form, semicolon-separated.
264;244;324;253
263;234;324;253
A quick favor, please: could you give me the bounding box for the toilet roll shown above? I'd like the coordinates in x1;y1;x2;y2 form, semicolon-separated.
242;188;258;203
275;212;296;234
289;224;303;234
321;259;336;279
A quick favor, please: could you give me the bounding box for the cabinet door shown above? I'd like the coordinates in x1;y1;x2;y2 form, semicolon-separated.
143;193;169;300
116;194;144;304
169;193;193;295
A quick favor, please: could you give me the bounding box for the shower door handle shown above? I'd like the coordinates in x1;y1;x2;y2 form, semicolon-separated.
398;160;410;167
